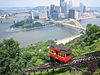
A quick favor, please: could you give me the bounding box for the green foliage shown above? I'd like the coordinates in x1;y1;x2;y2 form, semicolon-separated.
35;59;44;65
82;71;91;75
84;24;100;46
0;38;23;75
10;19;43;29
86;24;100;36
20;40;56;67
19;24;100;74
65;24;100;56
13;21;25;28
34;22;42;27
1;24;100;75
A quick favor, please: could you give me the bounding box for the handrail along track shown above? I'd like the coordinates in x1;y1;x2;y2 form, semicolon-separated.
23;51;100;72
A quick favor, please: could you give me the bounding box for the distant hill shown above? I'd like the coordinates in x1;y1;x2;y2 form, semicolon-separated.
0;10;7;15
33;6;47;12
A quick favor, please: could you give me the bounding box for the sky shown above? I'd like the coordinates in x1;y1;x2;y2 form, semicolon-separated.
0;0;100;7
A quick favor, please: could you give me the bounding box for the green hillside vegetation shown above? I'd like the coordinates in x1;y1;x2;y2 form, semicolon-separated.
0;24;100;75
0;38;24;75
65;24;100;57
10;19;43;28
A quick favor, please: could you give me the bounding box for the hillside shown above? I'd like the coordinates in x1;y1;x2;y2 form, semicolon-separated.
0;24;100;75
65;24;100;57
21;24;100;75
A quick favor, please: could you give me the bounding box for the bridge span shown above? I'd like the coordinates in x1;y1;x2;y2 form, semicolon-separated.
52;19;86;31
51;19;86;44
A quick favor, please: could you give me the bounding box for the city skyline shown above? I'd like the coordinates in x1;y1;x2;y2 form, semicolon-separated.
0;0;100;7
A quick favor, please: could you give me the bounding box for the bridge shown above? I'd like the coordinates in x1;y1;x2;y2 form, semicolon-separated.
51;19;86;32
50;19;86;44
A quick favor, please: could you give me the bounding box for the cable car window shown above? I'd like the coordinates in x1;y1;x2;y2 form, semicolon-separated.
50;50;56;54
61;53;65;57
58;53;61;56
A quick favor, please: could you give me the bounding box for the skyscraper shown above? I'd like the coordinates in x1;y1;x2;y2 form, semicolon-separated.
65;1;68;12
60;0;65;13
69;0;72;9
61;2;68;16
60;0;64;7
50;5;55;12
50;5;59;19
31;11;34;19
61;2;66;13
55;6;61;13
68;9;75;19
50;4;55;18
80;2;86;15
47;6;50;18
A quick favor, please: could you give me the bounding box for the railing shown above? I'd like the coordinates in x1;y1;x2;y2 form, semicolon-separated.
23;51;100;74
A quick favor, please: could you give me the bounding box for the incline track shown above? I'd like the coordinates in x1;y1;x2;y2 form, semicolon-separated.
23;51;100;73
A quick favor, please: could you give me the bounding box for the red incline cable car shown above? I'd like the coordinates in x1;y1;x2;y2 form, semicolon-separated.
49;44;72;63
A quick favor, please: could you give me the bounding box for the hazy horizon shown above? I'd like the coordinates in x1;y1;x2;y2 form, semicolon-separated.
0;0;100;8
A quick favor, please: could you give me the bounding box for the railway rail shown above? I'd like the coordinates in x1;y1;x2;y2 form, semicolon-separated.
23;51;100;73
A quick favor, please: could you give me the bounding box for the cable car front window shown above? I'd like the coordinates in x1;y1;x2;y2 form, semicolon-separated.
61;53;65;57
50;50;56;54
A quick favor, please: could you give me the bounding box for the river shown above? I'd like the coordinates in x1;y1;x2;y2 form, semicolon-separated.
79;18;100;28
0;16;100;47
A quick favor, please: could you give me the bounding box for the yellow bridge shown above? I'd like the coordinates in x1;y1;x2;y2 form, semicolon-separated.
51;19;86;31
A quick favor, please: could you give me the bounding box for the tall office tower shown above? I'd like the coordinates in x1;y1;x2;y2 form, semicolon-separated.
50;5;55;12
47;6;50;18
64;1;68;15
69;0;72;9
55;6;61;13
50;5;58;19
68;9;75;19
61;2;68;16
61;2;65;13
31;11;34;20
60;0;64;7
80;2;86;15
60;0;65;13
50;4;55;17
65;1;68;12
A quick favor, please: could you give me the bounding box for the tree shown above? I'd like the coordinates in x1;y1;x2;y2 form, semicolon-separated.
85;24;100;46
86;24;100;36
0;38;23;75
34;22;42;27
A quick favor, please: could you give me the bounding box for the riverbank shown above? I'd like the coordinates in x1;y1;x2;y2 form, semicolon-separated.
5;24;56;33
56;34;82;45
1;14;100;47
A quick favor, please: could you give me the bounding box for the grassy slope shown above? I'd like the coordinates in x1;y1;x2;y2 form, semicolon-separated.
22;24;100;75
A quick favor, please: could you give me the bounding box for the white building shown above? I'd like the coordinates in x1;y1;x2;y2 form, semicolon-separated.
0;15;6;19
31;11;34;19
75;11;81;20
33;12;48;20
59;13;65;18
